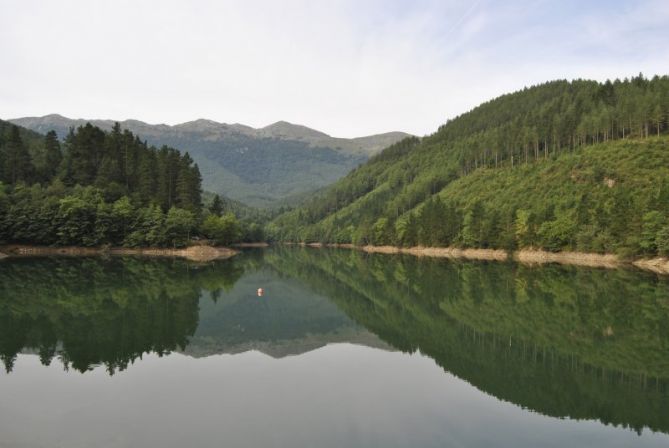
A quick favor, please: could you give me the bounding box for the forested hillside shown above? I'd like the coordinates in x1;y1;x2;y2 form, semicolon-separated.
0;121;250;247
11;115;409;207
269;75;669;258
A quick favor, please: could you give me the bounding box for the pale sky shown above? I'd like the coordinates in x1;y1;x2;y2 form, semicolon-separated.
1;0;669;137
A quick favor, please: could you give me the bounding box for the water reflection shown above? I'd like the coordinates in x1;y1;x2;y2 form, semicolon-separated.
267;247;669;434
0;256;244;373
1;248;668;436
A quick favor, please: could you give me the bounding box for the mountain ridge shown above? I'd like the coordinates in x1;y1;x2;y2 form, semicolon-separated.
9;114;410;207
10;114;409;154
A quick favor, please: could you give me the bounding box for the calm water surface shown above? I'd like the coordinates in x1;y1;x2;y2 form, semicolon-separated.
1;248;668;447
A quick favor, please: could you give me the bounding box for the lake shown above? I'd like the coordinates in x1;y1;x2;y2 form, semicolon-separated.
1;247;668;447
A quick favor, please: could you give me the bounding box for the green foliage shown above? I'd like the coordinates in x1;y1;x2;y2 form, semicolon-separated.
11;117;409;207
640;211;665;253
201;213;242;245
271;75;669;257
657;225;669;257
0;121;264;247
515;209;533;246
1;125;33;184
537;208;578;251
164;207;196;247
56;189;100;246
209;194;224;216
42;130;62;181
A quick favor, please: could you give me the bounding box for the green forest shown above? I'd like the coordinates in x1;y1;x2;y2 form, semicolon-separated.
3;74;669;255
268;74;669;258
0;121;260;247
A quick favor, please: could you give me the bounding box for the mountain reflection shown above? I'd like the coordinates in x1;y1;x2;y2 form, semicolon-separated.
266;247;669;434
1;248;669;433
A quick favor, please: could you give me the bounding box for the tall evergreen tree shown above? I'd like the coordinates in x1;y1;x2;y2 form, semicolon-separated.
63;123;106;185
175;153;202;212
209;194;224;216
1;125;33;184
42;130;62;181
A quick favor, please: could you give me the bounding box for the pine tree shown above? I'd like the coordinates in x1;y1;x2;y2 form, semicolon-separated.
1;125;33;184
63;123;105;185
209;194;224;216
175;153;201;213
43;131;62;181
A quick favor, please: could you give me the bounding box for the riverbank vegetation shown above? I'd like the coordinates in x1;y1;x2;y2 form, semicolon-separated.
268;75;669;258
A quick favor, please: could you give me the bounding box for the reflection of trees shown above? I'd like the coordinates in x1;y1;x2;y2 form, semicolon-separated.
267;247;669;434
0;256;245;374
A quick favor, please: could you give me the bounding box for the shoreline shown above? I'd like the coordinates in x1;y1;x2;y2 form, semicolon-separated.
3;242;668;275
232;242;270;248
312;243;669;275
0;244;237;263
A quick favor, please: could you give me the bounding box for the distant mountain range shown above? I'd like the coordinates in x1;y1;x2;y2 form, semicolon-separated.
10;114;410;207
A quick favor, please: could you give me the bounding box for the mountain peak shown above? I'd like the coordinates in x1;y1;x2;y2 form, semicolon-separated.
260;121;330;140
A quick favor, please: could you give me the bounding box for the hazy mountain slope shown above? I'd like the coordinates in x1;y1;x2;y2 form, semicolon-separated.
269;75;669;257
10;115;410;207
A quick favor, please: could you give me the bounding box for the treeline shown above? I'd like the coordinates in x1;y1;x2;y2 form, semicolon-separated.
0;121;259;247
442;74;669;173
269;75;669;257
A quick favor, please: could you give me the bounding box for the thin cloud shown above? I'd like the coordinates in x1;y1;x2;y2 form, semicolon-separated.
0;0;667;137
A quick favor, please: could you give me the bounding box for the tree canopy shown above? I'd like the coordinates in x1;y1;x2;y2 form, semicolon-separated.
0;121;249;247
269;75;669;257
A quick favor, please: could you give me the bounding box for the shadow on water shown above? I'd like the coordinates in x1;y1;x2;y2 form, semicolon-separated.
1;247;668;434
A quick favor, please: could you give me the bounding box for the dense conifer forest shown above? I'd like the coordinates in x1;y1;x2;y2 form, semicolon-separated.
3;74;669;254
0;121;255;247
268;75;669;258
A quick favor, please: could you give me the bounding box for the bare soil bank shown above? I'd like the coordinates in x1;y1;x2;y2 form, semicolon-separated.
317;244;669;275
233;242;270;248
633;258;669;275
514;249;620;268
358;245;508;261
0;245;237;263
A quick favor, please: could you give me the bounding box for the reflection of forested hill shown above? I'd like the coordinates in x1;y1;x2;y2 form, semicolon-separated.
4;248;669;433
0;253;387;373
185;267;389;358
266;247;669;434
0;257;244;374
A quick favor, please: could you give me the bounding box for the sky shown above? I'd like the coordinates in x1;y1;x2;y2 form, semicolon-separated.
1;0;669;138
